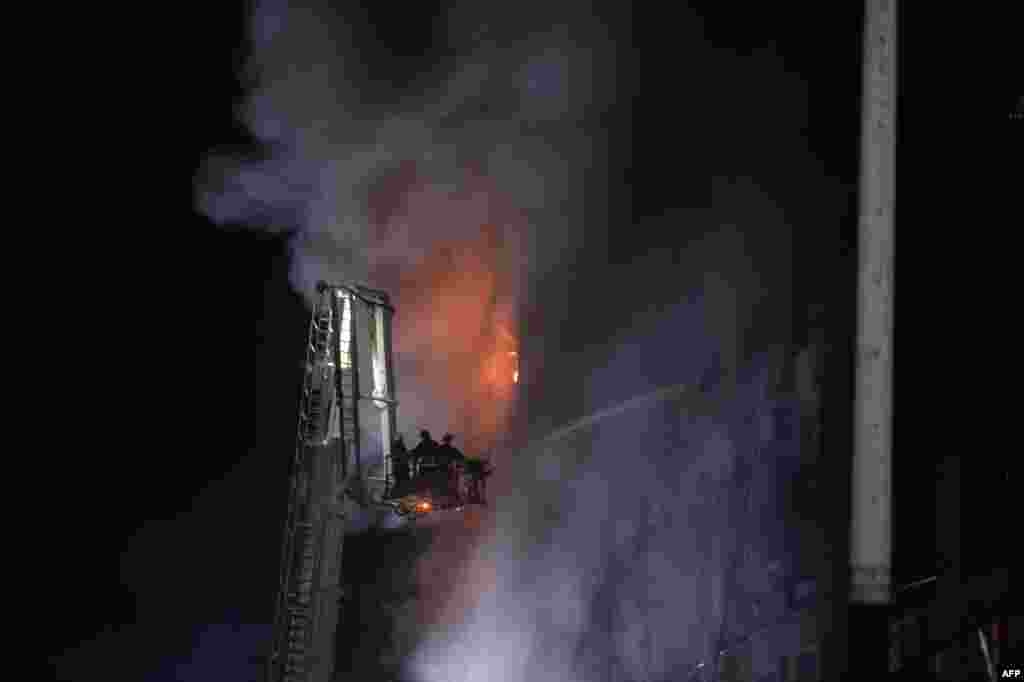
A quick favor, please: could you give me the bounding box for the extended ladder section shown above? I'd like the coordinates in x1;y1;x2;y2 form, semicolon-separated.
281;520;315;681
269;292;335;682
268;282;398;682
301;301;336;448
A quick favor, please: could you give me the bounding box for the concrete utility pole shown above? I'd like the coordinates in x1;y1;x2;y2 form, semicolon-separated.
848;0;897;676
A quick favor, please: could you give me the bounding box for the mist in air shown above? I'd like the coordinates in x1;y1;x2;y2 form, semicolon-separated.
196;1;840;679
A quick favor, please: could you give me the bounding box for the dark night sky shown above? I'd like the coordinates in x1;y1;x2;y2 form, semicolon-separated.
49;3;1017;681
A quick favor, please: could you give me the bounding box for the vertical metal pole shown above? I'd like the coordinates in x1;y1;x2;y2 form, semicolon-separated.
849;0;897;676
384;301;397;457
348;292;363;499
376;301;398;491
331;292;347;482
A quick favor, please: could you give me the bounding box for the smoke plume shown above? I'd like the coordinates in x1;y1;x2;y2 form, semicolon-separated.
197;1;837;680
195;0;614;452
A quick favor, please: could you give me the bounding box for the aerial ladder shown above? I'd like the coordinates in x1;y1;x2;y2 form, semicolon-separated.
266;281;398;682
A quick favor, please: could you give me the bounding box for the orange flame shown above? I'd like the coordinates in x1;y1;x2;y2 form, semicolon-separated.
389;222;519;454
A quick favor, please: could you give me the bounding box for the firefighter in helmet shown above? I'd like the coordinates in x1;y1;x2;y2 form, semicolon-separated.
390;435;410;487
438;433;466;503
411;429;439;476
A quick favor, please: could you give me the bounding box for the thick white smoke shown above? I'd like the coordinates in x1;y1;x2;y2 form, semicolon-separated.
195;0;615;448
405;294;811;682
196;0;610;303
196;2;829;680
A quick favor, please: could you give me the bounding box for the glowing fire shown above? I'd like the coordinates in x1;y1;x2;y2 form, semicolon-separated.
368;158;525;454
384;220;522;454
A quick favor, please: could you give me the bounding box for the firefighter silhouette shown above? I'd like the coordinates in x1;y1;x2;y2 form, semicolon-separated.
390;435;410;486
438;433;465;466
410;429;439;476
439;433;466;503
464;456;493;505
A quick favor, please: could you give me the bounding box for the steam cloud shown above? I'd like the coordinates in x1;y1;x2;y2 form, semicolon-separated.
406;302;815;682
